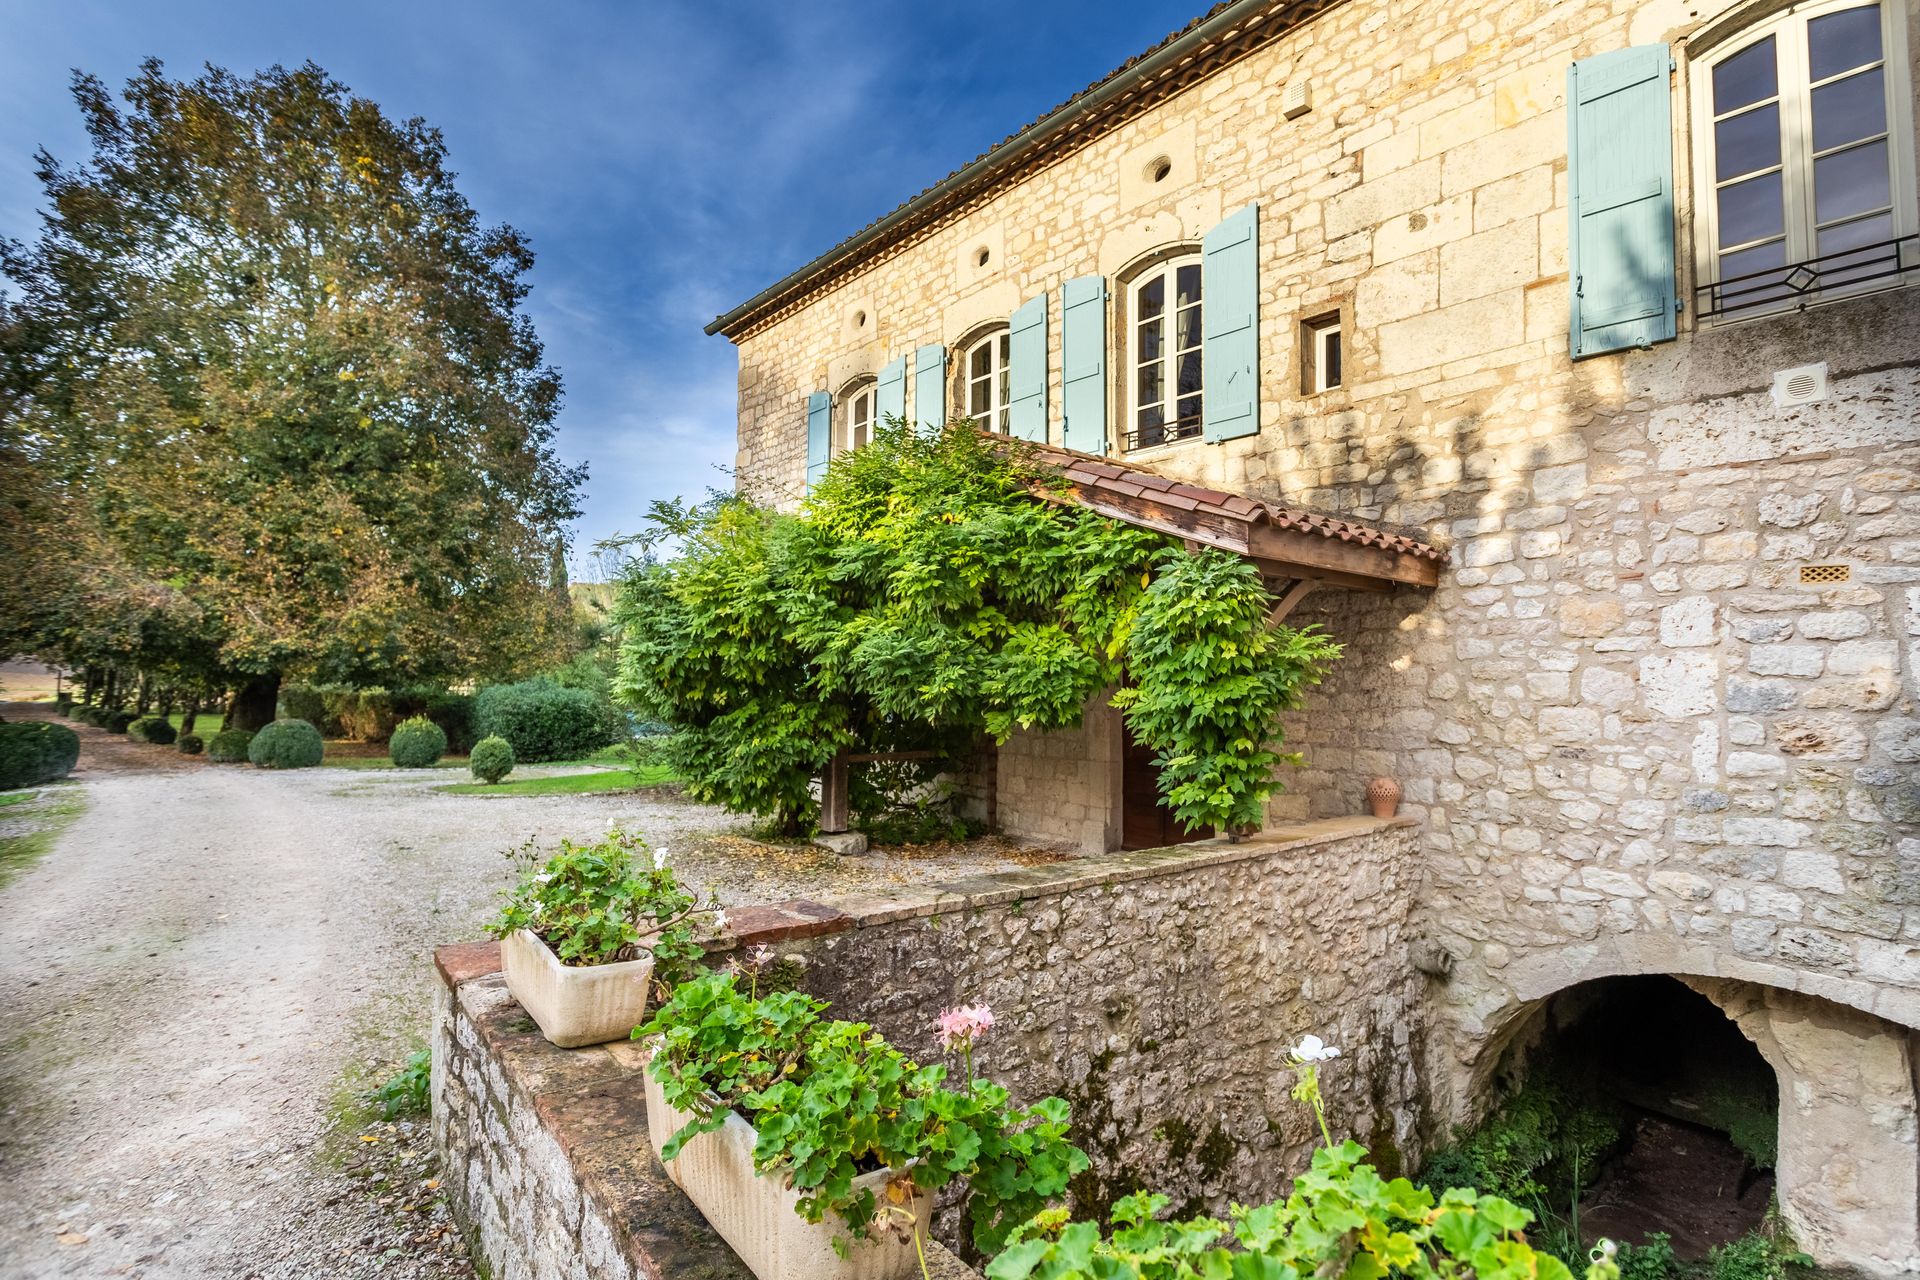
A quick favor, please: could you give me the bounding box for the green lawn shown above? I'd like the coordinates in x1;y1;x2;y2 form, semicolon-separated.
437;764;677;797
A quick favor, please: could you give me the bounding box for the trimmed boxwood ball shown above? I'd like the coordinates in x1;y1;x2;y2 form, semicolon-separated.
388;715;447;768
207;728;254;762
248;718;324;769
103;709;136;733
177;733;205;755
469;735;514;784
127;715;178;745
0;720;82;789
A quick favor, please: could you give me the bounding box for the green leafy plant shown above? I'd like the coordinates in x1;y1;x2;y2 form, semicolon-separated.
177;732;205;756
1711;1227;1812;1280
370;1048;432;1120
469;734;515;783
486;827;714;980
0;721;81;790
615;422;1340;836
206;727;255;763
986;1037;1622;1280
126;715;177;745
388;714;448;768
474;677;623;763
247;718;325;769
1617;1233;1677;1280
102;709;136;733
640;970;1089;1257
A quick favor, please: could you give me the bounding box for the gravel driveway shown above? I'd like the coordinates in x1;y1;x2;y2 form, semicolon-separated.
0;705;1061;1278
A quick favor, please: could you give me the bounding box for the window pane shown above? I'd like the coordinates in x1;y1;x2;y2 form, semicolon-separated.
1176;394;1202;424
1808;5;1882;82
1176;350;1202;396
1713;36;1777;114
1814;139;1891;223
1322;331;1342;389
854;422;867;449
1137;316;1162;363
1715;103;1780;180
1811;67;1885;152
1176;304;1202;351
1718;239;1789;310
970;377;990;416
1718;170;1785;246
1136;402;1165;438
970;341;991;379
1137;274;1164;320
998;333;1010;363
1137;359;1163;408
1818;211;1896;285
1175;263;1201;308
998;364;1008;414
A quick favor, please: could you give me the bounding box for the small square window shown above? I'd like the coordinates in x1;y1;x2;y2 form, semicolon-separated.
1302;313;1343;394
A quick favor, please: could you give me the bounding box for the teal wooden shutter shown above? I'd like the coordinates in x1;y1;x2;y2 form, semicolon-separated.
1006;292;1049;442
913;343;946;431
876;355;907;428
1567;45;1678;358
805;391;831;491
1060;275;1108;455
1201;203;1259;442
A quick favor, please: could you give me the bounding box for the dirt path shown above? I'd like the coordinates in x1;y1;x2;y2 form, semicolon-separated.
0;706;1057;1278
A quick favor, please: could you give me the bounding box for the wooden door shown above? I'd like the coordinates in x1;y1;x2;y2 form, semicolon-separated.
1121;723;1212;850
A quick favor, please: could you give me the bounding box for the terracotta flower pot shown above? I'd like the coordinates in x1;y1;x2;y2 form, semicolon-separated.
1365;776;1402;819
500;928;653;1048
641;1044;928;1280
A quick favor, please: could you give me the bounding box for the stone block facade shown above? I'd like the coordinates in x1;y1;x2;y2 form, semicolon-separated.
710;0;1920;1267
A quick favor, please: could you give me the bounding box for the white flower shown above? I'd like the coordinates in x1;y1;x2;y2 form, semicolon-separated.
606;817;618;831
713;909;728;932
1292;1034;1341;1063
534;872;553;884
652;847;669;870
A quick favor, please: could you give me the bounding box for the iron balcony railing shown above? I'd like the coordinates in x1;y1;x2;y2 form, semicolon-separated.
1696;233;1917;320
1123;414;1204;452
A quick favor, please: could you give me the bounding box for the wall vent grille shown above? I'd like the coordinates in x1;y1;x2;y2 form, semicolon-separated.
1800;563;1850;585
1771;362;1829;408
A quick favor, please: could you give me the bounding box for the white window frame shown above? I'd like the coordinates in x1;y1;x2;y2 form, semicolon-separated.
1303;314;1343;393
1125;253;1204;451
1690;0;1919;320
961;328;1011;433
840;380;875;453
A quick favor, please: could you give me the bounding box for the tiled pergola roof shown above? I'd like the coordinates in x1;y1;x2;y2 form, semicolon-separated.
1017;437;1446;591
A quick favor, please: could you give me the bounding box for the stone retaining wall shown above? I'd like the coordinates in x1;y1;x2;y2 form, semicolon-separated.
743;816;1428;1217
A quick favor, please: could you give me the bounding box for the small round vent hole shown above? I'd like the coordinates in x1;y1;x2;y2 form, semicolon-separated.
975;247;990;267
853;309;867;328
1150;157;1173;183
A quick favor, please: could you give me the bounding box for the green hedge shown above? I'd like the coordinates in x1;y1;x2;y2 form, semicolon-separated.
0;721;82;789
127;715;178;745
102;709;136;733
468;735;515;783
207;728;255;762
177;733;205;755
388;715;447;768
248;719;324;769
473;678;621;763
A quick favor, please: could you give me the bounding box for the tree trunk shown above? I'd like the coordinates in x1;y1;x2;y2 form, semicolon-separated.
104;668;120;710
135;673;152;715
181;697;200;737
228;674;281;731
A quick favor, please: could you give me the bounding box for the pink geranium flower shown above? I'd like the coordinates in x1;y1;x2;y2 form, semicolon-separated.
935;1003;995;1049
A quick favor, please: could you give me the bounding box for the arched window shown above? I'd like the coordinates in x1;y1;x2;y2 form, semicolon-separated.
840;379;876;453
961;328;1011;433
1126;254;1203;450
1695;1;1916;316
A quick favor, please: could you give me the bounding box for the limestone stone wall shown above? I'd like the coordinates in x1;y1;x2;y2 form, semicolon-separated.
776;818;1429;1217
994;695;1122;854
724;0;1920;1115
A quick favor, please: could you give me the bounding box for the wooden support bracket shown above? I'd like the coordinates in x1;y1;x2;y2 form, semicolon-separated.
1267;578;1320;625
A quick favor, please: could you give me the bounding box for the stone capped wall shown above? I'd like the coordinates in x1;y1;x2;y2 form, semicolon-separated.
771;817;1428;1216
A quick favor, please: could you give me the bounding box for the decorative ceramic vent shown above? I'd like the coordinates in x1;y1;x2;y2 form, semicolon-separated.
1800;563;1850;585
1281;81;1312;119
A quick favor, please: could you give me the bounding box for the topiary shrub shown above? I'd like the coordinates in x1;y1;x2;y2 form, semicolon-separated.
424;691;476;753
0;720;82;789
388;715;448;768
248;718;325;769
473;678;621;763
177;733;205;755
207;728;255;762
103;709;137;733
469;734;515;784
127;715;178;745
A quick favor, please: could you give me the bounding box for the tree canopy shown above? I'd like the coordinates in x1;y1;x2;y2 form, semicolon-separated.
615;422;1341;836
1;60;582;718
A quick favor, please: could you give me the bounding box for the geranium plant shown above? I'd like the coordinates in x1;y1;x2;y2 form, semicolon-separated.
984;1034;1627;1280
638;969;1090;1257
487;826;716;982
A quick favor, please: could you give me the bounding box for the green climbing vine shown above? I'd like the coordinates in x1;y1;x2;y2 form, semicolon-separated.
614;420;1341;835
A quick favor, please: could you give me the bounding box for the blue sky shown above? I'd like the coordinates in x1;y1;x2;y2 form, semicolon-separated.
0;0;1200;576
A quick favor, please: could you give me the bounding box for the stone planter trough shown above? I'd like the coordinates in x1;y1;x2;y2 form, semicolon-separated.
641;1044;929;1280
499;927;653;1048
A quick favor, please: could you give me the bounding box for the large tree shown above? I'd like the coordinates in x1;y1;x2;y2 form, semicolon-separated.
1;60;582;725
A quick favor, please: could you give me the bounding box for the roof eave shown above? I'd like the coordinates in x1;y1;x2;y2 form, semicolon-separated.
705;0;1311;340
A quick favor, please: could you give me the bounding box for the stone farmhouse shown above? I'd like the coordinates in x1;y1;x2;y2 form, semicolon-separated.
700;0;1920;1270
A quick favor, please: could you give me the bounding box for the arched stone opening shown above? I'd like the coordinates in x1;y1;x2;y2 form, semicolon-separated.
1449;971;1920;1276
